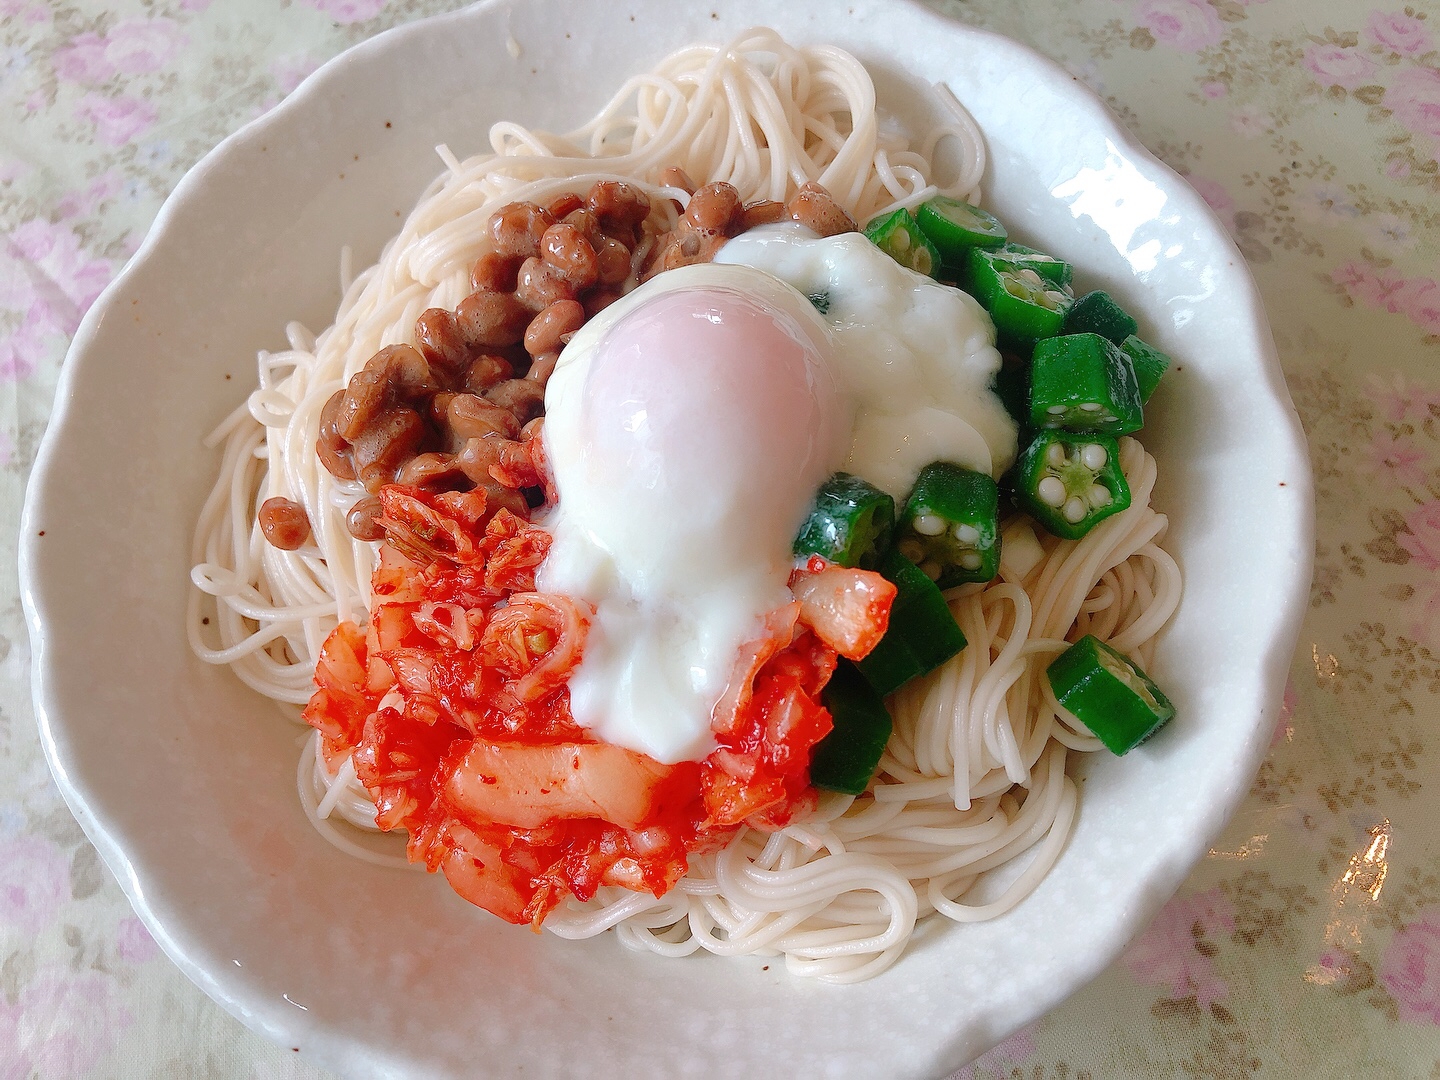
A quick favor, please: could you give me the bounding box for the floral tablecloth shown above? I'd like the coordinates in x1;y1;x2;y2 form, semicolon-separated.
2;0;1438;1075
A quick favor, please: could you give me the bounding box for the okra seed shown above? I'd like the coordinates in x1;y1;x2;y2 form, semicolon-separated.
1046;405;1067;416
1079;401;1102;411
893;232;911;252
1063;495;1087;523
914;249;932;275
1088;484;1112;508
953;522;981;545
960;552;983;571
1046;442;1066;468
919;560;942;581
1018;268;1043;286
899;539;925;563
1045;290;1069;305
1080;444;1107;470
1037;476;1067;507
912;513;947;536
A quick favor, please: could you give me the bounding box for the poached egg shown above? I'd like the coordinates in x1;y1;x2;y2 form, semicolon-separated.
539;264;847;763
539;230;1016;764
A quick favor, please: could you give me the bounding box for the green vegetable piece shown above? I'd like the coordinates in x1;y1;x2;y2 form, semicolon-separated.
1046;635;1175;754
1014;430;1132;540
1029;333;1143;436
964;247;1074;348
856;547;968;696
812;659;894;795
1062;290;1138;345
1120;335;1171;404
992;243;1073;289
994;357;1031;429
864;208;942;278
915;196;1008;262
896;462;1001;588
793;473;896;570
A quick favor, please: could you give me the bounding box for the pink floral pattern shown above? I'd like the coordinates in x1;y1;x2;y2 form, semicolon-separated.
1;218;115;381
53;19;185;85
1363;432;1428;489
0;1;1436;1077
1366;11;1433;57
1331;261;1440;334
1272;679;1298;745
303;0;389;25
0;835;68;935
1228;103;1273;138
1367;373;1440;423
1185;174;1234;217
1134;0;1224;51
1397;276;1440;333
1304;44;1380;89
52;33;112;85
6;220;113;315
954;1028;1037;1079
1387;67;1440;151
1382;909;1440;1024
75;93;158;146
1122;889;1235;1008
116;915;160;964
1404;582;1440;650
0;969;133;1077
1397;502;1440;570
272;53;323;94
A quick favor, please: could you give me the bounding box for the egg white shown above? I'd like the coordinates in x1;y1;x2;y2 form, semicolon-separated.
717;224;1016;498
539;236;1016;764
539;263;847;763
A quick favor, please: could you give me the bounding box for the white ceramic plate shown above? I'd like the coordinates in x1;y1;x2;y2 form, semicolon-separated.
20;1;1313;1076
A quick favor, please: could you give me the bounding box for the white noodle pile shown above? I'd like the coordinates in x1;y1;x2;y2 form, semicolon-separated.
189;27;1178;983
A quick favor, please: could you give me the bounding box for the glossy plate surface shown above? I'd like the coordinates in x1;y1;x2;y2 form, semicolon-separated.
19;0;1312;1075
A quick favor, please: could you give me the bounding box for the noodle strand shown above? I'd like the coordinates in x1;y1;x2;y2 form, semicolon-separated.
190;30;1177;983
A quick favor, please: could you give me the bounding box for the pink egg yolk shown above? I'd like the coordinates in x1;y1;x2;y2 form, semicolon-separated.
570;283;846;588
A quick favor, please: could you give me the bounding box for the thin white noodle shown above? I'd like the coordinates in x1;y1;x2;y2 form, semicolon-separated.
296;734;416;871
544;439;1175;981
189;30;1179;982
315;751;358;820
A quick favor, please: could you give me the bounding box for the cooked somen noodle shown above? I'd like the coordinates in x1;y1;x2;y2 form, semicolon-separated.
189;27;1179;982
